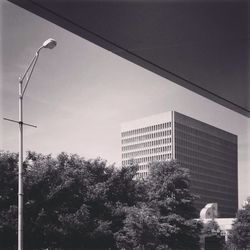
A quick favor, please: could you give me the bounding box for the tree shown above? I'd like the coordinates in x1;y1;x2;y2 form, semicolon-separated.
0;151;142;249
0;151;18;249
147;161;202;250
115;160;202;250
201;220;225;250
226;198;250;250
147;160;198;219
0;152;202;250
115;204;168;250
23;152;118;249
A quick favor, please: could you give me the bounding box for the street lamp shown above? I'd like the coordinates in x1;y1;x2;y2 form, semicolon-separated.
4;38;57;250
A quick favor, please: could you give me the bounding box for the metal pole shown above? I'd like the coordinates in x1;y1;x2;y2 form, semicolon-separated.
3;39;56;250
18;78;24;250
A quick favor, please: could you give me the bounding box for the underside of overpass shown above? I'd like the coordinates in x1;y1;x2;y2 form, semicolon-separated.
8;0;250;117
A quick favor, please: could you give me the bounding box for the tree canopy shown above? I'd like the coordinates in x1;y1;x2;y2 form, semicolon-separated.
0;151;18;249
226;198;250;250
0;151;201;250
116;161;202;250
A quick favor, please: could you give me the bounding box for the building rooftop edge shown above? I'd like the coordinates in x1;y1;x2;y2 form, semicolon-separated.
121;111;173;126
121;111;237;139
174;111;237;138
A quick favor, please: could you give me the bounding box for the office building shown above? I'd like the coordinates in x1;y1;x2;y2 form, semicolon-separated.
121;111;238;217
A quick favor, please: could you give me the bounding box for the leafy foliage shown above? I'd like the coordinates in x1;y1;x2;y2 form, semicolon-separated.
202;220;221;235
115;204;165;250
147;161;198;219
226;198;250;250
22;152;141;249
0;151;18;249
201;220;225;250
147;161;202;250
0;152;201;250
115;161;202;250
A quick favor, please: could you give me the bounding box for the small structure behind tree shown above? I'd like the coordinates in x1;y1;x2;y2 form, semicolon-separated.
199;203;235;250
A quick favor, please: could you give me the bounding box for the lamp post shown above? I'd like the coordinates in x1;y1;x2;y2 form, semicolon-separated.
4;38;57;250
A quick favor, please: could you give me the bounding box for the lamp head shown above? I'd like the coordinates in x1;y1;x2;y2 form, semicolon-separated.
42;38;57;49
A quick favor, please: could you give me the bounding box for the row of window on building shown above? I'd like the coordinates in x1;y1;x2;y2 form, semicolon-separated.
136;171;149;178
122;138;172;152
177;148;236;167
121;130;171;145
175;123;236;148
176;130;237;154
122;153;172;165
197;188;237;200
122;145;172;159
192;180;237;197
177;153;237;175
175;139;236;161
121;122;172;138
187;165;236;187
138;165;150;171
180;159;237;180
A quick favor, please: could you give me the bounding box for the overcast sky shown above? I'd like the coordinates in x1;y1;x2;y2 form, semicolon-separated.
0;0;249;206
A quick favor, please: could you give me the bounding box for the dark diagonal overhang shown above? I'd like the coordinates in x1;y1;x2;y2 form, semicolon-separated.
8;0;250;117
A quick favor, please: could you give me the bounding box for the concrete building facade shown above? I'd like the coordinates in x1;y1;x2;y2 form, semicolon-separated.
121;111;238;217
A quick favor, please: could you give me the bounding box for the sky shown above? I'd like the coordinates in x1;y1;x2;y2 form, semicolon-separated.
0;0;249;207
